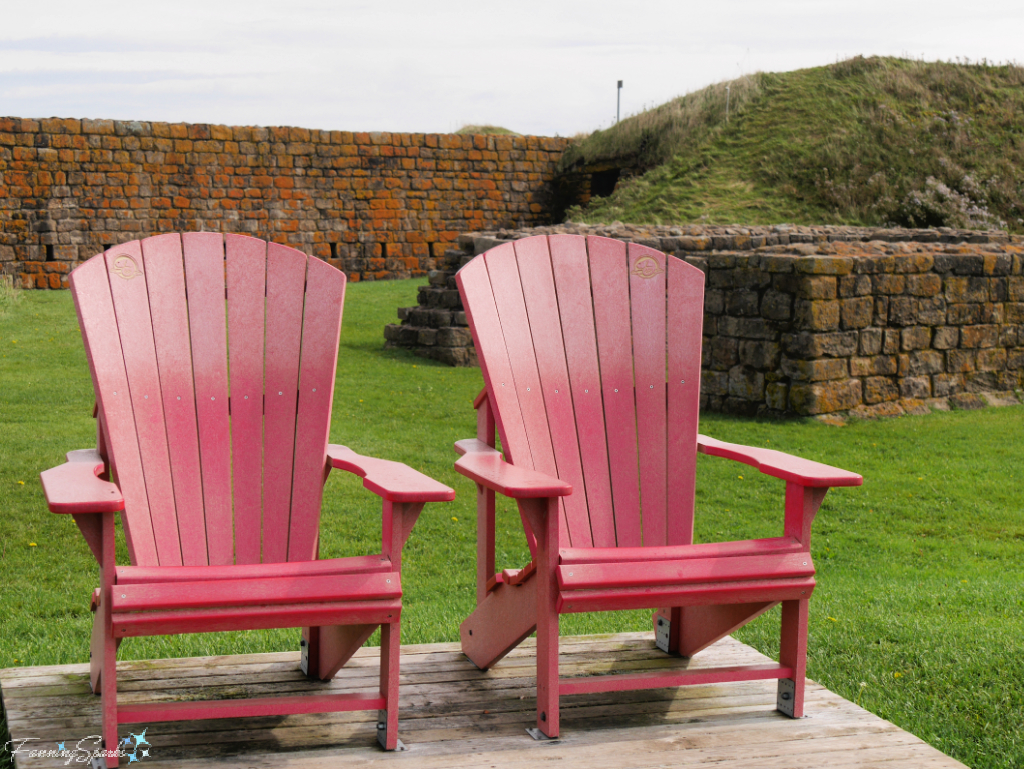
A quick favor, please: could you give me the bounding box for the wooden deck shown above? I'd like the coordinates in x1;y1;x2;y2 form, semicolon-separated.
1;632;965;768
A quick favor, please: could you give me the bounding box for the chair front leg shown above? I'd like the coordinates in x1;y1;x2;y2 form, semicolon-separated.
519;496;561;739
377;619;402;750
91;512;119;767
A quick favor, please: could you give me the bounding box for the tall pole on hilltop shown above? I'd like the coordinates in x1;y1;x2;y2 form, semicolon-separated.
617;80;623;124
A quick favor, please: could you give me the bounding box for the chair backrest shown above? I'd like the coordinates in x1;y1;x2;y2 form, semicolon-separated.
69;233;346;568
457;234;705;549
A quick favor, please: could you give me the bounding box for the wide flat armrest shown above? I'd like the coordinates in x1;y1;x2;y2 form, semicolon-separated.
40;449;124;513
327;445;455;503
697;435;862;488
454;439;572;498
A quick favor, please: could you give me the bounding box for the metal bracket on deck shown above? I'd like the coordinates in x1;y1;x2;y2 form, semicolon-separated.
655;615;671;653
377;710;407;751
526;728;560;742
777;677;798;718
299;636;310;676
90;756;107;769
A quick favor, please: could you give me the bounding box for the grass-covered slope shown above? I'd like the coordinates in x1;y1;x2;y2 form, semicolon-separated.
564;57;1024;231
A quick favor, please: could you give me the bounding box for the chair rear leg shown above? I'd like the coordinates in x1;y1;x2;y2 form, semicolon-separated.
99;607;119;766
377;620;402;750
653;607;682;654
777;598;809;718
533;601;560;739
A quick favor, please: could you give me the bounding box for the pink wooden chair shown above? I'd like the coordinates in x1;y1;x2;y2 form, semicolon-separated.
39;233;455;765
454;234;862;739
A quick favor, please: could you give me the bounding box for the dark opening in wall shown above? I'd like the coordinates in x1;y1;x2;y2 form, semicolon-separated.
381;242;389;259
330;242;340;258
45;244;54;261
590;169;621;198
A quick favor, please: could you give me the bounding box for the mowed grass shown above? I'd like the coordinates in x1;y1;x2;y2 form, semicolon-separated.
0;279;1022;768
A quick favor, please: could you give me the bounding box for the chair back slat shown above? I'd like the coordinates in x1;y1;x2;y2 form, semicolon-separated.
225;235;268;564
456;252;538;555
141;234;207;565
515;237;592;547
261;244;308;563
457;249;527;464
181;233;234;565
104;240;183;565
483;244;569;541
628;244;669;546
588;238;643;546
549;235;616;547
69;256;160;565
287;257;346;562
666;257;706;546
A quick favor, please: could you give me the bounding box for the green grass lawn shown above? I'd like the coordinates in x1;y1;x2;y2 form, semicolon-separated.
1;278;1022;768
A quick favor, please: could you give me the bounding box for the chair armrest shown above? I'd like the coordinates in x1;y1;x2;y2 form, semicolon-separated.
327;445;455;503
697;435;862;488
454;439;572;498
39;449;124;514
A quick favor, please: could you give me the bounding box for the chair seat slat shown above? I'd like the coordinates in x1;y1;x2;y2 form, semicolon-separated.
113;571;401;612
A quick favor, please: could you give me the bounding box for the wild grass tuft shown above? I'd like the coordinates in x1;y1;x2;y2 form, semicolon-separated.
0;279;21;318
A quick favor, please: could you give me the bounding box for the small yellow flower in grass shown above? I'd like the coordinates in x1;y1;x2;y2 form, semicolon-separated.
828;616;838;622
960;579;968;583
918;477;923;481
737;475;743;480
17;480;25;485
29;542;37;547
894;672;903;678
451;517;458;522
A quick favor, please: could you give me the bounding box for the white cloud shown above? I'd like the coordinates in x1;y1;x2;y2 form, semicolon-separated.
1;0;1021;135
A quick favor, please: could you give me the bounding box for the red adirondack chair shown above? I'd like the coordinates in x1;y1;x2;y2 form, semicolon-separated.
39;233;454;765
454;234;862;739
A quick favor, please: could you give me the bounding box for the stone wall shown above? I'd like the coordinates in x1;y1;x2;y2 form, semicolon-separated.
385;223;1024;417
0;117;571;288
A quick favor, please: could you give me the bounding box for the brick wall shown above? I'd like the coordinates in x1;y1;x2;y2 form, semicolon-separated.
0;117;571;288
386;224;1024;417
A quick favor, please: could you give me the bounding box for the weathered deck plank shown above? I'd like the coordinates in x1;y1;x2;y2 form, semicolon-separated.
0;633;965;768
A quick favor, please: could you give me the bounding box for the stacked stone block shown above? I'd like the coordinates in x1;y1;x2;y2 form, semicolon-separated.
0;117;571;288
386;224;1024;417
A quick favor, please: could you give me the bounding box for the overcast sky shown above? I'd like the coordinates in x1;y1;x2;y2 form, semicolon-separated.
2;1;1022;137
